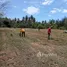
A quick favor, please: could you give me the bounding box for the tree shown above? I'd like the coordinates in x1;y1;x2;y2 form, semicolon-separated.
41;20;47;29
25;15;28;22
64;17;67;29
30;15;35;23
37;24;44;31
32;22;38;28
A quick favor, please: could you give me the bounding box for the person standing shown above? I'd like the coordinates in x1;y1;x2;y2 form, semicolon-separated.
48;27;51;40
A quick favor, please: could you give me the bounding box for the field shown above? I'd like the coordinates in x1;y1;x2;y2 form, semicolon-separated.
0;28;67;67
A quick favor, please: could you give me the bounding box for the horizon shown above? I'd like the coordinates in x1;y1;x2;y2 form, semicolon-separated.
3;15;67;22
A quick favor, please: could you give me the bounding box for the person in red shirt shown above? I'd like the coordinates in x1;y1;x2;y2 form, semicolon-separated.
48;27;51;40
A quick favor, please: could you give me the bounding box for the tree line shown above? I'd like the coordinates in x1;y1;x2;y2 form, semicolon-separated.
0;15;67;30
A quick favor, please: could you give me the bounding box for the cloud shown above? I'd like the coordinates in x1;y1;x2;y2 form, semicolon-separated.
64;0;67;2
13;6;17;8
11;5;18;9
50;8;61;14
50;8;67;14
54;8;61;12
42;0;54;5
23;1;27;3
23;1;41;4
23;6;39;15
50;10;56;14
64;0;67;4
62;9;67;13
48;15;51;17
0;0;6;3
0;0;10;3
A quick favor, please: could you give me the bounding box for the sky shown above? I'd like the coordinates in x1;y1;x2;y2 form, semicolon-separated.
1;0;67;21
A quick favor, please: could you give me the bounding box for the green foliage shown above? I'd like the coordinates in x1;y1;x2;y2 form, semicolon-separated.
37;24;44;29
0;16;67;30
59;27;66;30
32;23;38;28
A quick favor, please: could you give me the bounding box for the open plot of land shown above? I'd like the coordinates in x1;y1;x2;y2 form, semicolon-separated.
0;28;67;67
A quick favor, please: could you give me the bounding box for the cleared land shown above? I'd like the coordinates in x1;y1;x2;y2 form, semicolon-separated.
0;28;67;67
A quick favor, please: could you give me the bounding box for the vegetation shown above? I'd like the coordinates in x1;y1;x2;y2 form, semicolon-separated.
0;15;67;30
0;28;67;67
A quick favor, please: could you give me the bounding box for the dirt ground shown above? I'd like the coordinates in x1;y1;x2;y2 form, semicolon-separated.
0;28;67;67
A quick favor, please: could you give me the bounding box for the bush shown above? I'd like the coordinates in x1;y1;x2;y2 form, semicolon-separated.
37;24;44;30
59;27;65;30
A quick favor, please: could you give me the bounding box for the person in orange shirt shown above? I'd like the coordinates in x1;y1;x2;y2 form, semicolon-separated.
20;28;25;37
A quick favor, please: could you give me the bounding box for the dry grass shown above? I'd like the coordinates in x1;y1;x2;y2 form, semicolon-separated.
0;28;67;67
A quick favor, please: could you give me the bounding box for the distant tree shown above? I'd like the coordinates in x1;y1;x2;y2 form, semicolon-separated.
14;18;17;22
64;17;67;29
30;15;33;20
3;17;11;27
30;15;35;23
25;15;28;22
41;20;47;29
32;22;38;28
37;24;44;31
33;18;36;23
